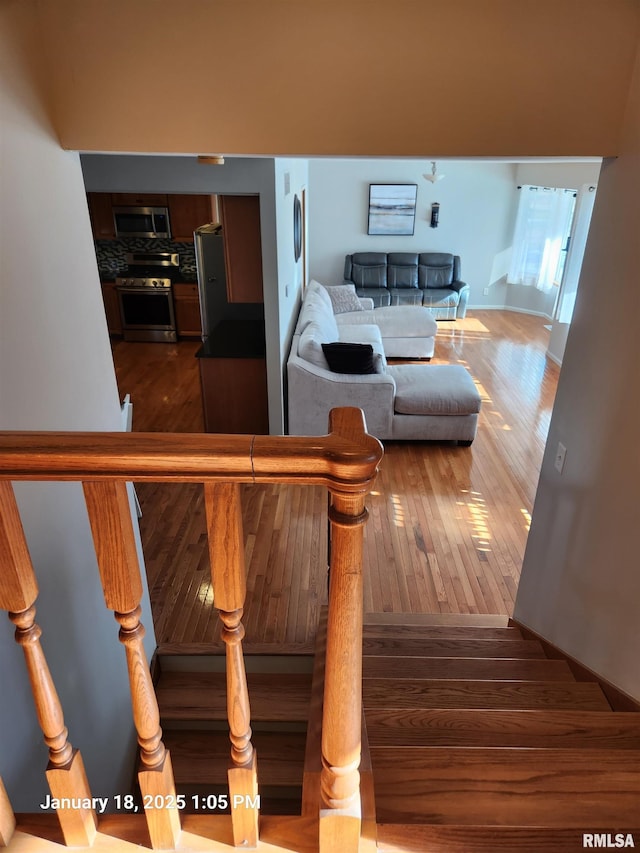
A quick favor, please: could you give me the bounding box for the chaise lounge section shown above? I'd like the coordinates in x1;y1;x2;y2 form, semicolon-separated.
287;281;481;442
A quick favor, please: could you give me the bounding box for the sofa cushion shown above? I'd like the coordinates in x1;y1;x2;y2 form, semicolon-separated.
390;289;423;306
298;287;339;339
387;253;419;289
390;364;481;416
321;342;378;375
418;254;455;289
421;288;459;308
298;321;331;369
323;284;364;314
337;323;387;370
342;306;437;339
350;253;388;289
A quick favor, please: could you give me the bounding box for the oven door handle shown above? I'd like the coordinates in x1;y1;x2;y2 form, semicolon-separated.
116;286;172;294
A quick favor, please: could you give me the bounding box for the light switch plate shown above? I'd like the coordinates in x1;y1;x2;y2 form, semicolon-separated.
554;441;567;474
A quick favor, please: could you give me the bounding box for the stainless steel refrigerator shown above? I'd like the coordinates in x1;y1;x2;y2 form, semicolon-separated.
194;222;266;357
194;223;227;344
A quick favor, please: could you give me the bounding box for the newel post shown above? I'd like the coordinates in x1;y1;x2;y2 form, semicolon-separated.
83;480;180;850
205;482;259;848
0;481;97;847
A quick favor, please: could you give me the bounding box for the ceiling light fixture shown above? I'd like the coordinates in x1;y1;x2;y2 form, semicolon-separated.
423;161;445;183
198;155;225;165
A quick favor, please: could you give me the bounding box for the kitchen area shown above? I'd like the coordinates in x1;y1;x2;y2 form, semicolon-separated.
88;188;269;435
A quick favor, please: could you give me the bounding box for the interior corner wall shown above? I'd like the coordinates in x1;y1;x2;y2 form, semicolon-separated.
273;160;309;379
514;44;640;699
0;1;155;809
307;159;516;309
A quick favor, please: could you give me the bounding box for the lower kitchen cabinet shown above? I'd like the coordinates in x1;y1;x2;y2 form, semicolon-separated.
173;283;202;338
101;282;122;335
199;357;269;434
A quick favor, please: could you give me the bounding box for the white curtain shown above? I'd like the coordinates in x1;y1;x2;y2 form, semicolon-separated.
507;185;576;292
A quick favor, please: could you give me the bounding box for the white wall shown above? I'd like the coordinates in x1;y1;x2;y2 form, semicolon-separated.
81;153;297;434
273;160;310;367
308;159;517;308
514;42;640;699
0;2;154;809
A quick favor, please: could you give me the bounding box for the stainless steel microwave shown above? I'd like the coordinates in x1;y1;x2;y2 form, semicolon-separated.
113;206;171;239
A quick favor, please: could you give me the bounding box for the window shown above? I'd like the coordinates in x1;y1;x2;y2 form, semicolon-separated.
507;186;576;293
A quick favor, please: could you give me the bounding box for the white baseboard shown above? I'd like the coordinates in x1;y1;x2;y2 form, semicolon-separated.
467;304;553;321
545;349;563;367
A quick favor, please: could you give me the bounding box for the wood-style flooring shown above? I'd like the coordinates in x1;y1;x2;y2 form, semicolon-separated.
110;311;559;650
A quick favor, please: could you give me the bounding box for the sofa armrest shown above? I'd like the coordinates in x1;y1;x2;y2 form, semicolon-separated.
358;297;375;309
287;352;395;437
449;280;468;294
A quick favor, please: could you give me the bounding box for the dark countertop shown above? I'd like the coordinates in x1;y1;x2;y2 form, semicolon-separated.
99;272;198;284
197;317;266;359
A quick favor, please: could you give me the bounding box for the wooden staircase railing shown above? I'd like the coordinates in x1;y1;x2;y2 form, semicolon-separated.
0;407;383;852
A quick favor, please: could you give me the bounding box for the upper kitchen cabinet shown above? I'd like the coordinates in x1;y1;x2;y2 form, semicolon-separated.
168;194;218;242
111;193;169;206
219;195;263;303
87;192;116;239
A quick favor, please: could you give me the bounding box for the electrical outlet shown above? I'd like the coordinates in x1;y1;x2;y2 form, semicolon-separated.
483;287;490;296
554;441;567;474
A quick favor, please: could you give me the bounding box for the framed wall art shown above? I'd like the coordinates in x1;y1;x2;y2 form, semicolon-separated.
367;183;418;236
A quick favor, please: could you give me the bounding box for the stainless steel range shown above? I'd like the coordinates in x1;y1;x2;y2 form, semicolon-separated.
116;252;179;343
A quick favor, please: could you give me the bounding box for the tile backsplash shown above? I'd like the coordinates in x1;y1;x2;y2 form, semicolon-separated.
95;238;197;279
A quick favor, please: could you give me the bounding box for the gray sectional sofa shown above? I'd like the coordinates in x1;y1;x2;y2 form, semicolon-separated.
287;280;481;442
343;252;470;319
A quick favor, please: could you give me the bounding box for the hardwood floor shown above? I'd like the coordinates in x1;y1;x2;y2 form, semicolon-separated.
110;311;559;649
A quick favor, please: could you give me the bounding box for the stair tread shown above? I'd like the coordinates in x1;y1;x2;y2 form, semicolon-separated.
365;613;511;627
363;656;574;681
363;679;611;710
363;624;524;640
366;708;640;748
371;747;640;826
156;672;312;721
362;637;546;658
377;825;640;852
164;730;306;786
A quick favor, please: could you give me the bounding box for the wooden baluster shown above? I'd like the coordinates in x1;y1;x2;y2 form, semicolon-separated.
205;482;259;848
0;481;97;847
83;480;180;850
319;488;367;853
0;778;16;847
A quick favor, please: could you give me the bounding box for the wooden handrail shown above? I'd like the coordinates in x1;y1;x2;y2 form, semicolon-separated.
0;408;383;851
0;431;381;487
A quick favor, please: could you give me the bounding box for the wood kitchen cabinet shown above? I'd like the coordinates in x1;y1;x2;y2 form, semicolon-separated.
101;282;122;335
173;283;202;338
111;193;169;206
199;357;269;434
87;193;116;239
168;194;218;241
219;195;263;303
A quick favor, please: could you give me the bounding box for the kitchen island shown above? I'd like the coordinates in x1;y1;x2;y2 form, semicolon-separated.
197;314;268;435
